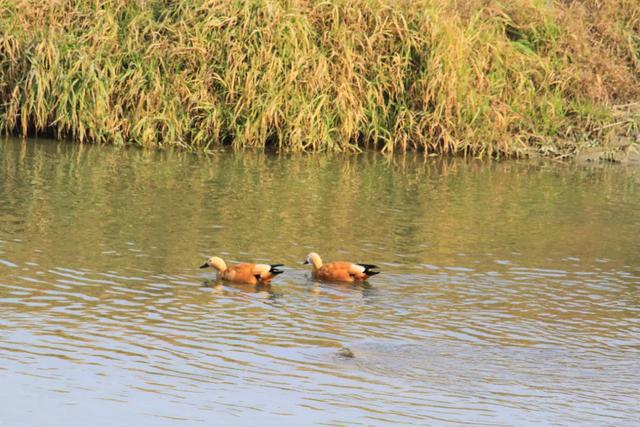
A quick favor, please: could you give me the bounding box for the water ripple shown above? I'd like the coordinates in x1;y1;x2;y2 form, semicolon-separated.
1;140;640;425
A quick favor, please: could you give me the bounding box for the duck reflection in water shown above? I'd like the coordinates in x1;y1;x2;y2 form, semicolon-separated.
306;277;378;301
202;279;282;301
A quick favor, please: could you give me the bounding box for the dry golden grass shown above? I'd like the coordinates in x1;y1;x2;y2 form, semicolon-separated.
0;0;638;154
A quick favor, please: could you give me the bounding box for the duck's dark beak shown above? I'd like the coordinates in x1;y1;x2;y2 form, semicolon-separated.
302;260;309;265
200;263;209;269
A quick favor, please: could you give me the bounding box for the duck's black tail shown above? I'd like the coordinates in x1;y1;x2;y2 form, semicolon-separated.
270;264;285;275
357;264;380;276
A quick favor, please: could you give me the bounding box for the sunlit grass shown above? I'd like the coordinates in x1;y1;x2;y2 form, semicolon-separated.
0;0;638;155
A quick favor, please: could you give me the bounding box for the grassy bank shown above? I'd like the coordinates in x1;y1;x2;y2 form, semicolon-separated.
1;0;639;155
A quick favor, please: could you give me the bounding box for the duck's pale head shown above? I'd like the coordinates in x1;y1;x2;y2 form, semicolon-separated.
200;256;227;272
302;252;322;269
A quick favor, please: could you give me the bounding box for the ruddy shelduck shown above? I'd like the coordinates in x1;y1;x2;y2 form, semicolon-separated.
200;256;284;285
302;252;380;283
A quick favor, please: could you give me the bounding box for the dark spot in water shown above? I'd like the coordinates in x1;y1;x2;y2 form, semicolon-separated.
337;347;355;359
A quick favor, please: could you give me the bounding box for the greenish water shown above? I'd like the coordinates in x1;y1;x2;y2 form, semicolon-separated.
1;138;639;426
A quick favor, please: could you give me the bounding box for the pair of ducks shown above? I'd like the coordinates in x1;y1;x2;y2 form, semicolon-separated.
200;252;380;285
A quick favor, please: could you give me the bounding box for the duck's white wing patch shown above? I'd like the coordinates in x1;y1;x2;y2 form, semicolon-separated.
253;264;271;276
349;264;366;274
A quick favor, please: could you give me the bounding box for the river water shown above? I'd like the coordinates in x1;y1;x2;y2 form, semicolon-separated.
1;138;639;426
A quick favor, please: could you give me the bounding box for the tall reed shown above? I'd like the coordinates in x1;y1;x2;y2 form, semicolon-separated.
1;0;638;154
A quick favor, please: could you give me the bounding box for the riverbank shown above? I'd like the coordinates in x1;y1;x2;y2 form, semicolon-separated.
1;0;639;155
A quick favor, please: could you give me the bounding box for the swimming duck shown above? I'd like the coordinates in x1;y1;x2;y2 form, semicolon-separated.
200;256;284;285
302;252;380;282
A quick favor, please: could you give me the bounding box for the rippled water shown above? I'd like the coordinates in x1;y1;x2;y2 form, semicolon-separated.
1;138;639;426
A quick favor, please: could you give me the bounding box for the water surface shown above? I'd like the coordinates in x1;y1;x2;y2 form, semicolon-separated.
1;138;639;426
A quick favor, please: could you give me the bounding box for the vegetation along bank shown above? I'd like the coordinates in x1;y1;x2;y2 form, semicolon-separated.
1;0;639;156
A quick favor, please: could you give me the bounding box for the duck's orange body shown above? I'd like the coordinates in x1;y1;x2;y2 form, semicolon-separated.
304;253;379;283
200;257;284;285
